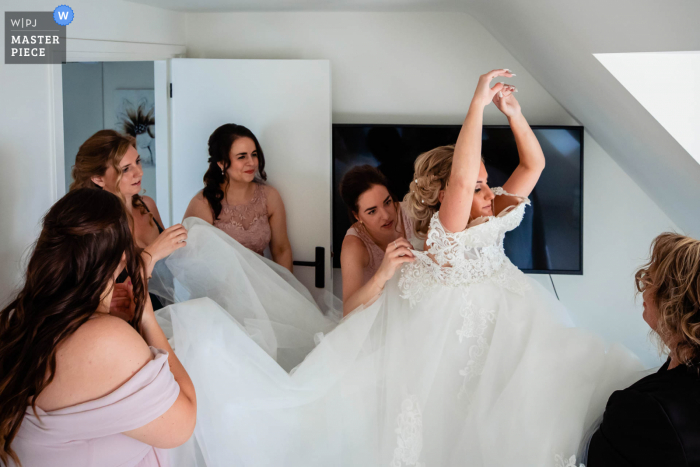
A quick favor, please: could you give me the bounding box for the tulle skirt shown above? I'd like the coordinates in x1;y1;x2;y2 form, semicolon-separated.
159;256;648;466
150;218;341;372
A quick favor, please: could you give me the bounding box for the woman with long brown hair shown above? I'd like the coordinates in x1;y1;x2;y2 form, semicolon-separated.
0;188;196;467
587;233;700;466
71;129;187;311
338;165;415;315
184;124;293;271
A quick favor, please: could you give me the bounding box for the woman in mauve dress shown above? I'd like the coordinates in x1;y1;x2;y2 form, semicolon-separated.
0;188;196;467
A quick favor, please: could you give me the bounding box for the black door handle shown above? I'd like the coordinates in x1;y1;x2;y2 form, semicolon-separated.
292;246;325;288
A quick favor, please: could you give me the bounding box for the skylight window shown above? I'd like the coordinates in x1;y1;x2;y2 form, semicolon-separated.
594;51;700;165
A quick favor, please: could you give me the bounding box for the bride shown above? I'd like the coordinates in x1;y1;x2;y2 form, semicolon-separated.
163;70;647;467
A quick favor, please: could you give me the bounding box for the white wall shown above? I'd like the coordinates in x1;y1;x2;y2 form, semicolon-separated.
186;11;677;367
556;132;678;364
186;12;576;126
0;0;185;301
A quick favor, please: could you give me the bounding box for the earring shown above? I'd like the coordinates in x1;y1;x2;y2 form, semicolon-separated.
221;168;224;176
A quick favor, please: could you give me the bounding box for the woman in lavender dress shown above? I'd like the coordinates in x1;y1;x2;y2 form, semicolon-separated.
0;188;196;467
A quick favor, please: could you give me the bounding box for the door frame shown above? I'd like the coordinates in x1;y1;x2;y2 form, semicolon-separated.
49;38;185;206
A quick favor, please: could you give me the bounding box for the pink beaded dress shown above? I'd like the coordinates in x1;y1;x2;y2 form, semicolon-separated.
344;203;415;285
213;183;271;255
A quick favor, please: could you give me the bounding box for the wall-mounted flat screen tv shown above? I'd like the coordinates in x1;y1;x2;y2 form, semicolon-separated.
332;124;583;274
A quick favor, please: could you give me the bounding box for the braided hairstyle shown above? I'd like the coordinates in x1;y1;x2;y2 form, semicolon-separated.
203;124;267;221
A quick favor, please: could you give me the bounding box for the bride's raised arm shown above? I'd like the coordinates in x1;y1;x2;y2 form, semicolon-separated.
492;82;545;213
439;69;513;233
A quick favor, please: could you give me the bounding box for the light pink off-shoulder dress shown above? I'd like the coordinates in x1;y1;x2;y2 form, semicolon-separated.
12;347;180;467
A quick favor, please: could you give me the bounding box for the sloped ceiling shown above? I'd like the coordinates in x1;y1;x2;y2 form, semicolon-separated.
595;51;700;166
127;0;700;235
462;0;700;236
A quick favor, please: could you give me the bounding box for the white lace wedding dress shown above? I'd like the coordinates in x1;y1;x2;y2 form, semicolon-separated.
161;190;647;467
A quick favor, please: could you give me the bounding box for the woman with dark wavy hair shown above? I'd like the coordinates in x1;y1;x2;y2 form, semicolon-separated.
587;233;700;466
0;188;196;467
184;123;293;272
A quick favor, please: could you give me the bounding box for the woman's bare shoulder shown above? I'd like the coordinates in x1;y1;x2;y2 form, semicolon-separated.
141;195;157;211
262;184;283;203
36;314;153;411
184;190;214;223
189;190;208;204
341;234;370;265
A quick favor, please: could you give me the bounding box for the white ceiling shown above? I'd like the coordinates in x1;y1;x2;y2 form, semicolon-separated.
125;0;458;12
126;0;700;235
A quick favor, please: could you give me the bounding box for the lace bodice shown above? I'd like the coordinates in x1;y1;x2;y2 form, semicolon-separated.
399;187;530;304
214;183;271;256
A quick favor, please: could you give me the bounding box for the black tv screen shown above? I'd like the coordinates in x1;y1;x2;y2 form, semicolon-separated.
332;124;583;274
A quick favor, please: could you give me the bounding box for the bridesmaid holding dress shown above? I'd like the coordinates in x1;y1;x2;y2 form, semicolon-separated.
338;165;416;316
184;123;292;271
0;188;196;467
152;124;339;372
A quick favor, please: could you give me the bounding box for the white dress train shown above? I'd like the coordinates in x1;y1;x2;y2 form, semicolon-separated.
150;217;341;372
160;190;648;467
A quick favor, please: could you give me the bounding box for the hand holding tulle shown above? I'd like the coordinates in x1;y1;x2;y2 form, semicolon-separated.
144;224;188;263
374;237;415;285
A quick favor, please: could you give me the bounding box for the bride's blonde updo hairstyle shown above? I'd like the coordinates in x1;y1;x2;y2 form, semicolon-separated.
403;145;456;238
635;233;700;371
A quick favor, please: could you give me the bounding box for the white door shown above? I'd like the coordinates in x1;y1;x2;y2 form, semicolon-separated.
167;59;332;294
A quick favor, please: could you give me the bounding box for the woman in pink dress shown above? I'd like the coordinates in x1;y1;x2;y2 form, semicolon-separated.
153;124;338;371
339;165;416;315
0;188;196;467
184;124;293;272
